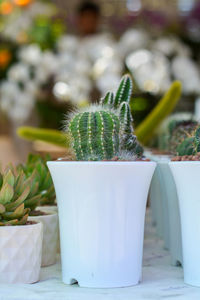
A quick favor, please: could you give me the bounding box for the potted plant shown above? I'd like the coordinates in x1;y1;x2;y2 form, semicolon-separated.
18;155;58;267
0;166;43;284
148;118;197;265
169;126;200;286
48;75;156;288
20;153;57;213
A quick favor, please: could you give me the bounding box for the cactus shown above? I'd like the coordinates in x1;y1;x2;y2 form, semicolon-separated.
168;120;198;154
17;127;70;148
0;167;33;225
135;81;182;145
68;75;143;161
176;126;200;156
69;110;120;161
18;154;56;206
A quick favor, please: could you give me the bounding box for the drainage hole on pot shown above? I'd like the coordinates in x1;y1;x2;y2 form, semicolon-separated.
69;278;78;285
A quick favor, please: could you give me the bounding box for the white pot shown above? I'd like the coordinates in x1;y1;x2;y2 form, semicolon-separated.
0;222;43;284
148;155;170;249
149;166;164;238
169;161;200;286
29;212;58;267
159;161;182;266
36;205;58;214
48;161;156;288
37;205;60;253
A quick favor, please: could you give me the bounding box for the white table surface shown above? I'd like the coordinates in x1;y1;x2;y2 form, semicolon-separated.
1;211;200;300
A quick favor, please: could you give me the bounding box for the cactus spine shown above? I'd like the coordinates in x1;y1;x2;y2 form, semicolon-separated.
68;75;143;161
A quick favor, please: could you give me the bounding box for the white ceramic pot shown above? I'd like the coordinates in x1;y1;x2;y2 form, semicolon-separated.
159;161;182;266
37;205;58;214
169;162;200;286
148;155;170;249
149;166;164;238
37;205;60;253
48;161;156;288
29;212;58;267
0;222;43;284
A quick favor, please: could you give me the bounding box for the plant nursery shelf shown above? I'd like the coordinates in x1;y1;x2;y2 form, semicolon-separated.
1;210;200;300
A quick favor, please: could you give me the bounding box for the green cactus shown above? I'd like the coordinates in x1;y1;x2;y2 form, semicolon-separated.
69;110;120;161
168;120;198;154
0;167;32;226
68;75;143;161
17;127;70;148
176;126;200;156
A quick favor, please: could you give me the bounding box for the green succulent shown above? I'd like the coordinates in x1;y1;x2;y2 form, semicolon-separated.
18;154;55;206
0;167;36;225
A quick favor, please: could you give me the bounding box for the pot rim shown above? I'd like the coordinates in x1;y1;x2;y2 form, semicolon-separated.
47;161;156;166
169;161;200;165
0;221;42;230
29;212;57;219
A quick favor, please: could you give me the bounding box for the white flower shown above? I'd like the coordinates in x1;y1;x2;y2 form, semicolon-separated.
18;44;42;66
0;81;20;99
126;50;171;94
118;29;149;58
57;35;79;53
97;73;121;95
171;56;200;94
0;83;34;122
8;63;30;83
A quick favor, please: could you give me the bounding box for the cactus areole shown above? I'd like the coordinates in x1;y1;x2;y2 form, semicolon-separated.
67;75;143;161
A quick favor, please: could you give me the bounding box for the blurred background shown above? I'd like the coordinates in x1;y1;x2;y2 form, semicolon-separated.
0;0;200;164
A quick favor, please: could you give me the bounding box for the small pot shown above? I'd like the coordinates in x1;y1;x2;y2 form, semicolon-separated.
36;205;58;214
29;212;58;267
0;222;43;284
37;205;60;253
48;161;156;288
170;161;200;286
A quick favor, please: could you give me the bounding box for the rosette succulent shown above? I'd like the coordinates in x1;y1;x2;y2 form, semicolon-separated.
18;154;55;206
0;166;40;225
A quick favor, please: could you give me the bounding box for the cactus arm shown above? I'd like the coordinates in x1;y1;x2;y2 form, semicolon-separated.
95;112;107;160
17;126;69;148
100;92;114;107
114;75;132;108
135;81;182;145
69;114;84;160
119;102;133;134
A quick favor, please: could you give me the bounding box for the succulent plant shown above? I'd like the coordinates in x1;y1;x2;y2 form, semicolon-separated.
168;120;198;154
176;126;200;156
68;75;143;161
18;154;56;207
0;166;40;225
